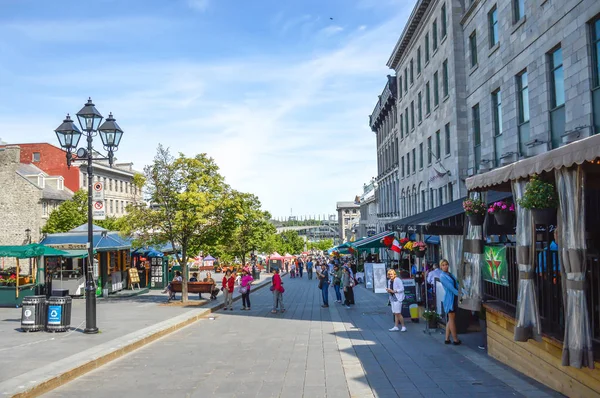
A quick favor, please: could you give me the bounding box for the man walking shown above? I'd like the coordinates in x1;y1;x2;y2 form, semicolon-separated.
306;258;314;280
317;263;330;308
298;258;304;278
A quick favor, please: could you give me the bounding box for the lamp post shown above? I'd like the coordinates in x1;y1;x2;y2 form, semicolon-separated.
54;98;124;334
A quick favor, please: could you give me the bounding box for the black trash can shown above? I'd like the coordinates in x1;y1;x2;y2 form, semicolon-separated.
252;266;260;281
21;295;47;332
46;296;72;332
51;289;69;297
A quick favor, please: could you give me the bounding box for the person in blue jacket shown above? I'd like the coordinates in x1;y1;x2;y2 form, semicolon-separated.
440;259;461;345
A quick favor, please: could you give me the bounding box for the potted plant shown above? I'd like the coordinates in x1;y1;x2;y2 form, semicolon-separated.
463;198;487;225
412;241;427;258
403;241;414;254
6;275;16;287
517;174;559;225
0;278;6;286
488;201;515;225
422;310;440;328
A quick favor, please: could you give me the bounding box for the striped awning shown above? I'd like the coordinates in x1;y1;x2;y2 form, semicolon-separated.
349;231;396;250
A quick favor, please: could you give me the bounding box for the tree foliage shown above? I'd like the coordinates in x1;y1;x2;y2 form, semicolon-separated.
120;145;231;302
308;239;334;251
42;190;88;233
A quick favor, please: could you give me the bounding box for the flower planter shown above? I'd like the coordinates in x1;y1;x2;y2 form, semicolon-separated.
494;211;514;226
532;208;557;225
428;318;438;329
415;250;426;258
468;214;485;226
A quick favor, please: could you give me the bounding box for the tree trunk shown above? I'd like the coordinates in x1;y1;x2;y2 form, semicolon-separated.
181;248;188;303
242;254;246;268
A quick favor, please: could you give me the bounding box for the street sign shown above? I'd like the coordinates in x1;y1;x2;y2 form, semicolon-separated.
93;200;106;220
92;181;104;200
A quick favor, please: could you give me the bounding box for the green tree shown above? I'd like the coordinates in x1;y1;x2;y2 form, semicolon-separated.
120;145;230;302
274;230;305;254
42;190;88;233
222;191;275;266
308;238;334;251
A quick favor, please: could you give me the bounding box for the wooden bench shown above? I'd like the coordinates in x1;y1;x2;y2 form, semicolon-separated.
169;281;215;294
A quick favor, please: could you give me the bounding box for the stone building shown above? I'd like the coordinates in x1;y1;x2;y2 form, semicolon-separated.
462;0;600;172
336;201;360;242
384;0;470;221
0;146;73;246
357;179;379;238
369;75;400;231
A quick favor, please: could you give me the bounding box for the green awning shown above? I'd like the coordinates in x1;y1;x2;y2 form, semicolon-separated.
61;250;93;258
0;244;69;259
349;231;396;250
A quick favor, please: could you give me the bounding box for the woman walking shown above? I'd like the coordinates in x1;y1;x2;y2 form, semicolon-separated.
440;259;461;345
240;267;253;310
386;269;406;332
271;268;285;313
316;263;330;308
222;269;235;311
342;265;355;308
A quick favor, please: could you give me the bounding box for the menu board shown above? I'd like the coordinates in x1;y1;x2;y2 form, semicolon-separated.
128;268;140;284
150;257;164;287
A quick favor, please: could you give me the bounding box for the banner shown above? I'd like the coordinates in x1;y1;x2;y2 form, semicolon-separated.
372;263;387;293
483;245;509;286
364;263;374;290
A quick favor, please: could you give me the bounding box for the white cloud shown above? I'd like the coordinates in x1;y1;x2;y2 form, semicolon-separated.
319;25;344;37
187;0;210;12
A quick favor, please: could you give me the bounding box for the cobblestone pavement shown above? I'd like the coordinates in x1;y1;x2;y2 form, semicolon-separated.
46;274;563;398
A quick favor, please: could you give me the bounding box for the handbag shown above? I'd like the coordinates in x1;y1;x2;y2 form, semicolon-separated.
318;280;323;289
270;285;275;292
240;285;248;294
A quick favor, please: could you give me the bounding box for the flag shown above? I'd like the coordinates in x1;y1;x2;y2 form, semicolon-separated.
391;239;402;253
381;235;394;248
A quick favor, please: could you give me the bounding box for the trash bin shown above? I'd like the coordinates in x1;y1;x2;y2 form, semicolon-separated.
51;289;69;297
21;295;47;332
46;296;72;332
252;266;260;281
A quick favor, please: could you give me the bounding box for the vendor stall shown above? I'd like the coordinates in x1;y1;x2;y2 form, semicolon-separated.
0;244;68;307
266;252;284;273
46;250;92;296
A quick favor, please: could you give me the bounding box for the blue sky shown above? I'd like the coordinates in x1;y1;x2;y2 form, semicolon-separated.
0;0;413;219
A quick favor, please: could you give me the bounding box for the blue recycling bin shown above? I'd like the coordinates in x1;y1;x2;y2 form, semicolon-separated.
46;296;72;332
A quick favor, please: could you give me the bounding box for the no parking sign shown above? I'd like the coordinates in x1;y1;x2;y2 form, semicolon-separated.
92;181;104;200
93;200;106;220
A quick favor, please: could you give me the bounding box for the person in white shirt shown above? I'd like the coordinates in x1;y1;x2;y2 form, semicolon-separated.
386;269;407;332
426;264;443;285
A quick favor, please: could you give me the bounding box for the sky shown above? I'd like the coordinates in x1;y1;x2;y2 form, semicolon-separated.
0;0;413;219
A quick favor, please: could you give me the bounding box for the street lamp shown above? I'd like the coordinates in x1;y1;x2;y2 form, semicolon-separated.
54;98;124;334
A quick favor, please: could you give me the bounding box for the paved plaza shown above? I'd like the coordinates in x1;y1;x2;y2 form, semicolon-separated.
45;274;562;398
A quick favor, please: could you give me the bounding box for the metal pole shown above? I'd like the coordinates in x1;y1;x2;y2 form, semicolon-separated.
85;133;98;334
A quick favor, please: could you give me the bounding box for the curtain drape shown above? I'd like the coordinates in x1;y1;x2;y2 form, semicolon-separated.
512;180;542;342
440;235;463;276
459;192;484;311
556;166;594;369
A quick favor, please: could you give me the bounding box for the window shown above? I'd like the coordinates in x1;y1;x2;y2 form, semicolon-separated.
417;47;422;74
426;82;431;114
410;101;415;130
401;156;405;177
447;182;453;202
399;78;403;99
489;6;498;47
120;181;123;192
418;92;423;122
441;3;447;38
432;20;438;51
442;59;449;98
514;0;525;23
435;130;441;160
412;148;416;173
429;188;434;209
406;153;410;176
125;183;128;194
438;187;444;206
110;199;114;213
517;70;530;155
427;136;432;165
404;68;408;93
492;89;503;166
121;201;124;213
32;152;40;162
400;113;404;138
433;72;439;107
470;31;478;67
445;123;451;155
549;46;565;148
410;59;414;84
421;190;426;212
42;202;48;216
593;17;600;88
405;107;409;133
472;104;481;171
109;179;113;191
419;143;424;169
425;33;430;62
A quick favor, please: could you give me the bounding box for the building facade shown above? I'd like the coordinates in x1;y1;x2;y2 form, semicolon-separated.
358;179;378;238
0;146;73;246
462;0;600;173
1;142;143;217
369;75;400;231
336;201;360;242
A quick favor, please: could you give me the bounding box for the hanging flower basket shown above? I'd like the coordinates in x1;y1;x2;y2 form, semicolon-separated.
468;213;485;226
463;198;487;226
412;242;427;258
532;208;557;225
488;201;515;226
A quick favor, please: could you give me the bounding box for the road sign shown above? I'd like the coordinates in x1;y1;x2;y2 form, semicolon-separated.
92;181;104;200
93;200;106;220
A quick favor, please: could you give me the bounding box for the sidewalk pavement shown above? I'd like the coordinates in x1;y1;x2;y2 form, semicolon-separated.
0;272;276;397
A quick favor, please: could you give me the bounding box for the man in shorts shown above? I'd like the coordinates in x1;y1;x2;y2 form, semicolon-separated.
386;269;407;332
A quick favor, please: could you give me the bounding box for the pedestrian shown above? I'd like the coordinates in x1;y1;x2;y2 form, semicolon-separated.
298;258;304;278
163;270;182;301
386;269;407;332
290;261;296;278
316;263;330;308
332;264;343;303
440;259;461;345
203;272;220;300
222;269;235;311
189;272;203;300
327;260;335;284
240;267;253;310
342;265;355;308
271;268;285;313
307;258;314;280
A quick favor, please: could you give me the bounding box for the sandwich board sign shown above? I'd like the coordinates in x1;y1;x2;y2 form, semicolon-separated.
93;200;106;220
92;181;104;200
